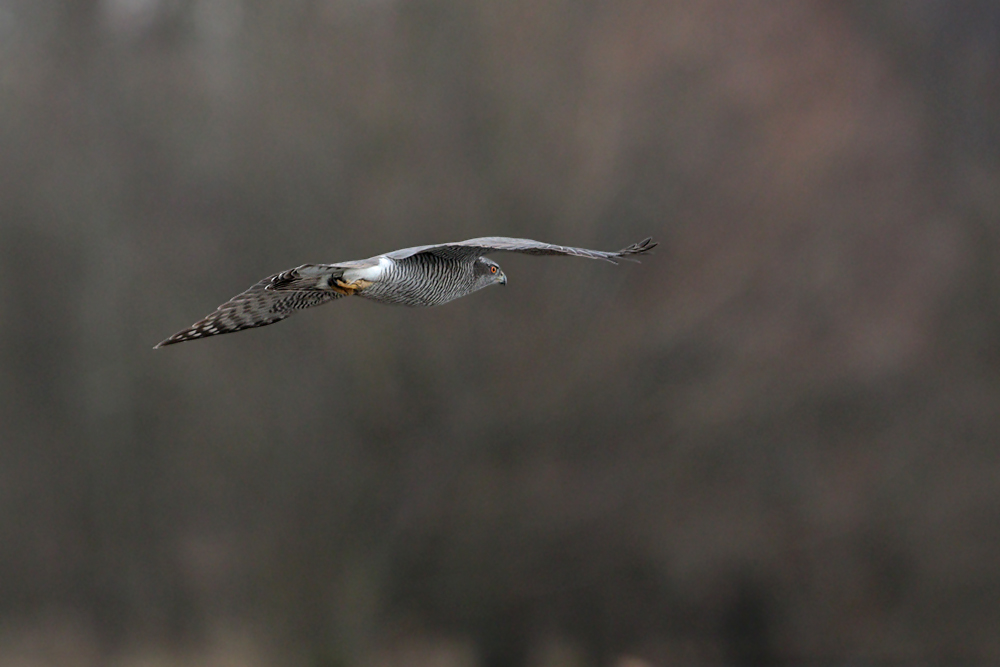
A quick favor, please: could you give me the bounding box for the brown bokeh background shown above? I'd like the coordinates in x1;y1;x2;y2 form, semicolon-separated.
2;1;999;665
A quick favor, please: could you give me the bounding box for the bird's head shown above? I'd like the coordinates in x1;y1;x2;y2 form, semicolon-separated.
475;257;507;287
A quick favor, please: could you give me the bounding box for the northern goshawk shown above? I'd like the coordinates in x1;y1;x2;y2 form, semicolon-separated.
155;236;656;348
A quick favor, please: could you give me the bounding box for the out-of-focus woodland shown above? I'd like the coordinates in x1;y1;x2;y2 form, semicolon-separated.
2;1;1000;665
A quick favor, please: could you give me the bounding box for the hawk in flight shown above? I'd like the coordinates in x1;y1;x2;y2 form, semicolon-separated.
155;236;656;348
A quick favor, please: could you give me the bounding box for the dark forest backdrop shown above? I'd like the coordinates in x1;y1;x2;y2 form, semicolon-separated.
2;1;1000;665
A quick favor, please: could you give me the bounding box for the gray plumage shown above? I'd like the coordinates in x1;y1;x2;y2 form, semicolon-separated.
155;236;656;348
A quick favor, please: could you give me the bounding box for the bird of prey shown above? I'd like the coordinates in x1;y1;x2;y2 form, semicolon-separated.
155;236;656;348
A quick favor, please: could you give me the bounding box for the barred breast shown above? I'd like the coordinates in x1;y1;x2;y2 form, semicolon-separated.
358;254;478;306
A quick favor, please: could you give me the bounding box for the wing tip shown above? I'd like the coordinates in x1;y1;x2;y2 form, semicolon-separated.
154;322;222;348
615;236;658;262
153;332;192;348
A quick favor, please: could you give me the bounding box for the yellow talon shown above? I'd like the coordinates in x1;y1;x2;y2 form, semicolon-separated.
331;278;372;295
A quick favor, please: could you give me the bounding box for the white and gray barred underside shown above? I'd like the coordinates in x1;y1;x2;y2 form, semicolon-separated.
154;256;481;346
360;254;484;307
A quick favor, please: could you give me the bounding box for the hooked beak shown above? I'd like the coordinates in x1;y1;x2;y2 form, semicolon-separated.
498;272;507;286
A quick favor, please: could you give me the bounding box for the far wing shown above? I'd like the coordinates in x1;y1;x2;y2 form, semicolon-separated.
384;237;657;264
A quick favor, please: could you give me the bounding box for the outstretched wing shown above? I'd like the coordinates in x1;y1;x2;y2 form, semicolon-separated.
154;269;346;348
385;237;657;264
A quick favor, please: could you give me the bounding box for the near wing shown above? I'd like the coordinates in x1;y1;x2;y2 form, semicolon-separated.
154;268;346;348
385;237;657;264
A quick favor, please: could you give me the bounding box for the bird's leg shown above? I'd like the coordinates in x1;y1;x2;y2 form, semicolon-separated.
330;278;373;295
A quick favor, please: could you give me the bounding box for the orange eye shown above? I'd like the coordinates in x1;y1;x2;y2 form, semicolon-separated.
490;266;497;274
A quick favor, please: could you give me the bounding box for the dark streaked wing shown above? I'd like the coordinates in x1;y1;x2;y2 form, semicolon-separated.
154;275;345;348
385;237;657;263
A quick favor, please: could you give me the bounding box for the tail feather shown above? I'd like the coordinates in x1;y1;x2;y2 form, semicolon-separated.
267;264;346;291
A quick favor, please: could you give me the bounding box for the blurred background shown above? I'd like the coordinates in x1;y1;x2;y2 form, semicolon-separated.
2;0;1000;665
